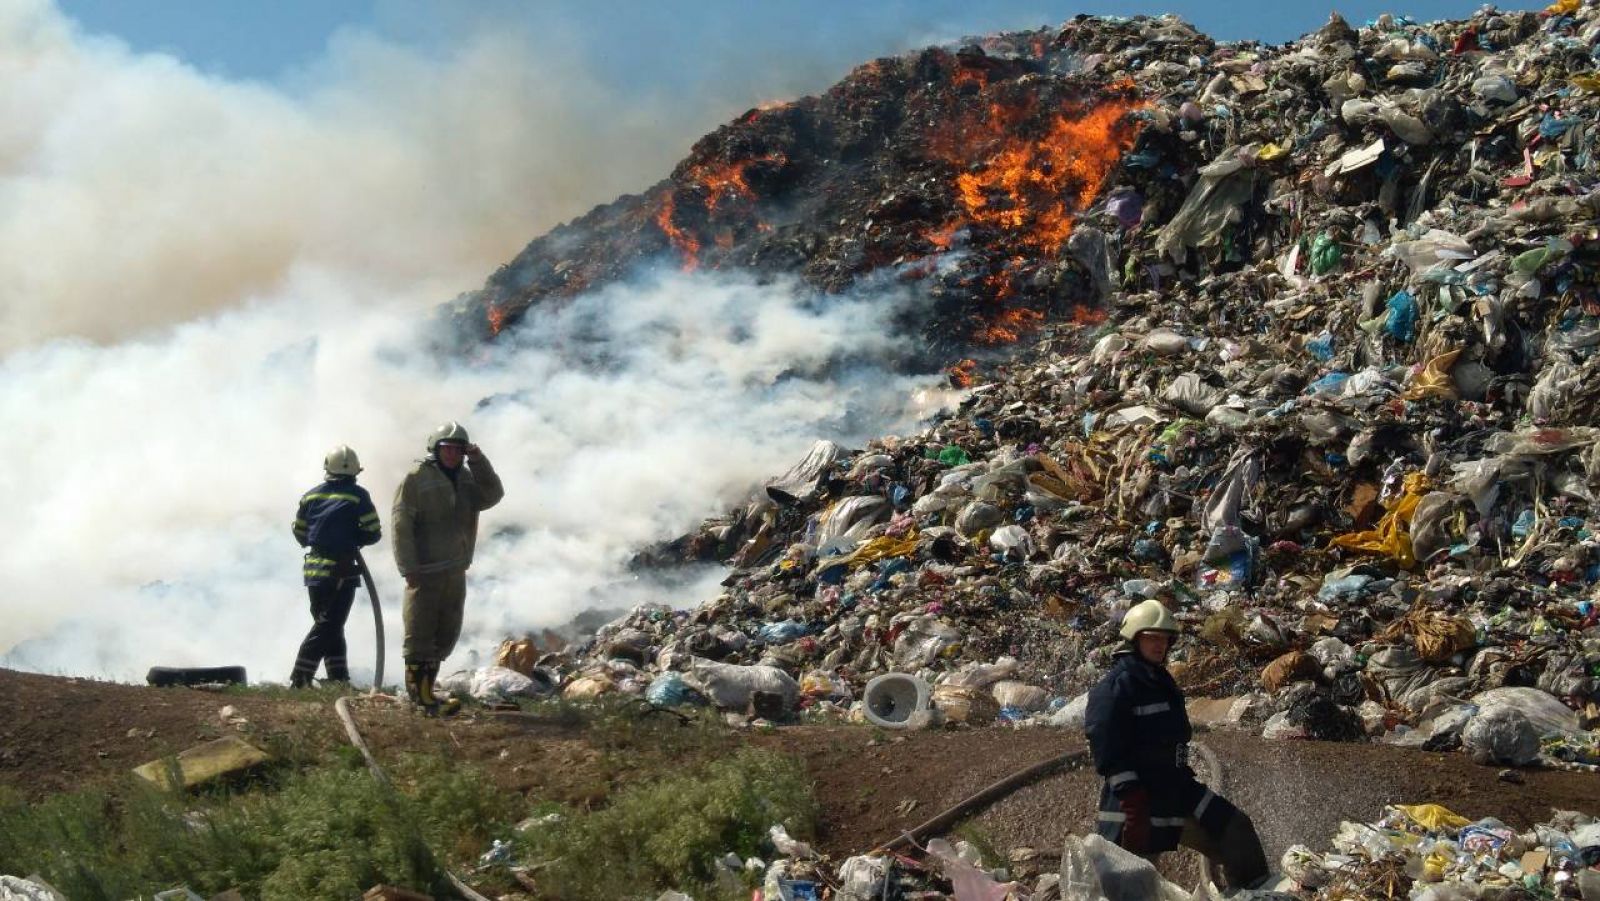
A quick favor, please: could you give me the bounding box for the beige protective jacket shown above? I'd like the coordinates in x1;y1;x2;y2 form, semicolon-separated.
392;454;505;577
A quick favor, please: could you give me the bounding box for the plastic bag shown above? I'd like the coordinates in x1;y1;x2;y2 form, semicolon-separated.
988;524;1034;559
1162;372;1225;416
645;672;696;706
1395;803;1471;831
836;855;889;901
928;838;1018;901
1331;472;1431;568
1469;687;1580;737
893;615;963;667
1462;706;1541;766
1060;833;1194;901
467;665;554;702
1141;328;1193;356
1385;291;1418;342
1311;233;1343;273
684;658;799;710
991;680;1050;712
1390;230;1473;273
0;877;65;901
759;620;808;644
956;500;1005;537
799;669;852;702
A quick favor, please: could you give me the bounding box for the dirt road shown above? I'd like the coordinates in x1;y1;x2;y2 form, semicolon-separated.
4;667;1595;872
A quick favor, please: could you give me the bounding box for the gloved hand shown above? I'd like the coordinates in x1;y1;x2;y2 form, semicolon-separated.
1118;785;1152;853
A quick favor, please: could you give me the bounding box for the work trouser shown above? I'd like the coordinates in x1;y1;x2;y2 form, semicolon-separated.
402;568;467;663
291;577;358;683
1157;811;1270;892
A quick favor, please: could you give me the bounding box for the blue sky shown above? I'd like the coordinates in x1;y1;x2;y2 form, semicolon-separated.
59;0;1539;85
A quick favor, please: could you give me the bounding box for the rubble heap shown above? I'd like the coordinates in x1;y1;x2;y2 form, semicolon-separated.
661;802;1600;900
473;3;1600;777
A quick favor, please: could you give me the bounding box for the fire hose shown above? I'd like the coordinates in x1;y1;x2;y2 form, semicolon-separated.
872;739;1227;857
353;549;385;692
335;695;492;901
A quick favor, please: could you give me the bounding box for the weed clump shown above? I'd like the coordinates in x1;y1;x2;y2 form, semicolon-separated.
521;748;817;900
0;753;514;901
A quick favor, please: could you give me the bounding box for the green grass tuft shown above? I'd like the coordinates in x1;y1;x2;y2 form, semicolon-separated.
522;748;817;901
0;752;516;901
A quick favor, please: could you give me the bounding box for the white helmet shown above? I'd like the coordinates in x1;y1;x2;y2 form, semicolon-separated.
324;444;362;477
1119;598;1180;641
427;421;470;454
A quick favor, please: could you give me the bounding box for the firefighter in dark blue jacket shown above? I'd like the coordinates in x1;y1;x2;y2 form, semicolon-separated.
289;445;382;687
1085;598;1269;891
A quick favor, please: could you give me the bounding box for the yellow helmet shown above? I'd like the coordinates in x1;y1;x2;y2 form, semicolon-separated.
1119;598;1179;640
323;444;362;477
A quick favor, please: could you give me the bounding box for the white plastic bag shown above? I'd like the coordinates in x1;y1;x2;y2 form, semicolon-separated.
683;658;799;710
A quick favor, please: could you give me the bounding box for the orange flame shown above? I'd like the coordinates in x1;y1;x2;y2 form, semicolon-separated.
655;193;701;272
953;67;989;90
953;97;1144;253
486;303;509;336
656;153;785;270
926;222;962;251
949;358;979;388
976;307;1045;345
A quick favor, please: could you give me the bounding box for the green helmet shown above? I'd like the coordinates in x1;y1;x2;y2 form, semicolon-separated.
427;421;470;455
1120;598;1179;641
323;444;362;477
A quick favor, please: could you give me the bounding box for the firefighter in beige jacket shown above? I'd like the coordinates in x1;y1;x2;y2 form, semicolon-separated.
392;420;504;714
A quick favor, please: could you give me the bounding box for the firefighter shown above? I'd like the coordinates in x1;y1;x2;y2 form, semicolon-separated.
392;421;504;715
1084;598;1270;890
290;445;382;687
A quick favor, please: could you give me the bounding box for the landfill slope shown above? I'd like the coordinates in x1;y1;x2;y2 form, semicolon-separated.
452;26;1146;352
540;5;1600;776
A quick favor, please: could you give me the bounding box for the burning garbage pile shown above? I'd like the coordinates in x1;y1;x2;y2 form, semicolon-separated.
458;29;1146;350
443;0;1600;786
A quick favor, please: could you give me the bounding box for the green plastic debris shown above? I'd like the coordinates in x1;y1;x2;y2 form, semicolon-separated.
937;445;971;466
1311;233;1343;274
1511;238;1573;275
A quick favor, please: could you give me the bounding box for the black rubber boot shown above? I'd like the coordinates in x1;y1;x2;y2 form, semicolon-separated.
289;667;314;689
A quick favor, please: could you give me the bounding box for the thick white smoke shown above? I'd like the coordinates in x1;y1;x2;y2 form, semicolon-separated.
0;0;700;352
0;0;961;682
0;268;952;682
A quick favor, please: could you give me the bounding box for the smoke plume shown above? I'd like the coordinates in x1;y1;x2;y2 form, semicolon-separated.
0;0;972;681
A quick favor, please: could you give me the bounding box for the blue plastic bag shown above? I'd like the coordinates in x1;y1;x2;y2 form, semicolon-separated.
645;672;692;707
1385;291;1418;342
759;620;808;644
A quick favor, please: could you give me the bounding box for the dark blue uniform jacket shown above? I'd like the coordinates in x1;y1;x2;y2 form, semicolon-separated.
292;477;381;586
1084;651;1236;852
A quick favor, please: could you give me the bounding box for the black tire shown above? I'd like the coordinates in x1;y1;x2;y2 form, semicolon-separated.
145;665;248;687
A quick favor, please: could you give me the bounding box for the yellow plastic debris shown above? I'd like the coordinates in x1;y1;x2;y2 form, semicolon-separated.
1258;142;1290;161
1397;803;1472;831
1546;0;1581;14
1403;349;1462;401
1572;74;1600;93
843;532;920;569
1331;472;1432;568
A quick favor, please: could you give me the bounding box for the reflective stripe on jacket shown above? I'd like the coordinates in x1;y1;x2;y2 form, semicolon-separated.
293;477;381;586
1085;651;1234;852
391;454;504;577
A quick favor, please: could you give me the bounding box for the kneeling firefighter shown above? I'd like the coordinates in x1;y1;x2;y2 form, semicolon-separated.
1085;599;1270;891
